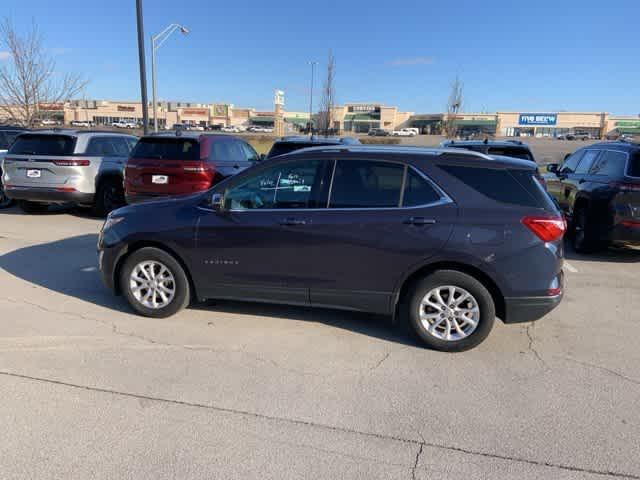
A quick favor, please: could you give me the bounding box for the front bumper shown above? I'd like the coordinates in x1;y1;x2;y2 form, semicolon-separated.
5;186;94;204
98;241;128;294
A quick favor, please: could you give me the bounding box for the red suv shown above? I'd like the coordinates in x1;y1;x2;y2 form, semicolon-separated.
125;133;260;203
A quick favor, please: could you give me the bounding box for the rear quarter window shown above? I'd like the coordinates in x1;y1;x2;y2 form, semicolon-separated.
627;151;640;177
439;164;556;211
131;138;200;160
9;134;76;155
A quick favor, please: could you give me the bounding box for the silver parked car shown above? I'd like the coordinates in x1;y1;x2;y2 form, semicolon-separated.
3;129;137;215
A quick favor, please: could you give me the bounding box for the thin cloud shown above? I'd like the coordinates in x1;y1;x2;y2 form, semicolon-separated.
388;56;434;66
50;47;71;55
0;51;11;60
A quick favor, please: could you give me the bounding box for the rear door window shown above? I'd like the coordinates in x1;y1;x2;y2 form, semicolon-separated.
574;150;601;174
86;137;117;156
627;152;640;177
403;168;442;206
329;160;404;208
239;141;260;162
130;138;200;160
210;138;245;163
9;134;76;155
589;150;627;177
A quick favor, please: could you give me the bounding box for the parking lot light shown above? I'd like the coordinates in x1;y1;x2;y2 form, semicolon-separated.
151;23;190;133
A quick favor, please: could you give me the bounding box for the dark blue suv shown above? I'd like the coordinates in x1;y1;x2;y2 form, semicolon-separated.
98;146;565;351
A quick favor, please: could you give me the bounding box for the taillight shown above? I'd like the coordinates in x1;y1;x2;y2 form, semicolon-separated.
609;181;640;192
53;159;90;166
522;215;566;242
55;187;77;192
621;220;640;228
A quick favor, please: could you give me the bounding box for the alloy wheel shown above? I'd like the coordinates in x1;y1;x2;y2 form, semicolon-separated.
419;285;480;341
129;260;176;309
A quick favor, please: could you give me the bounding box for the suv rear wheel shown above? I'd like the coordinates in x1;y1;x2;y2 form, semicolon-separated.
572;207;602;253
17;200;49;213
404;270;495;352
0;175;14;209
94;177;125;217
120;247;190;318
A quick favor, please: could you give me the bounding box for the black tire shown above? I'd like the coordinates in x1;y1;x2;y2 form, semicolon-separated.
17;200;49;213
403;270;495;352
120;247;190;318
571;207;602;253
93;177;125;217
0;175;14;209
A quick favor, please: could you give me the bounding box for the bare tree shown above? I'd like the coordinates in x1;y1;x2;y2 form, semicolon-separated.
443;76;463;138
317;50;336;136
0;18;86;126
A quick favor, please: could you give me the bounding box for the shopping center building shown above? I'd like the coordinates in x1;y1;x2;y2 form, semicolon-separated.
5;98;639;138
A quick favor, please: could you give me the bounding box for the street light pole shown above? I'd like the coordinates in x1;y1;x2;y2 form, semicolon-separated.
135;0;149;135
308;61;317;137
151;23;189;132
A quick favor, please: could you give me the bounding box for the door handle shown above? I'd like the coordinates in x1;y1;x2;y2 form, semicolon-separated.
403;217;436;226
233;164;240;169
279;218;307;226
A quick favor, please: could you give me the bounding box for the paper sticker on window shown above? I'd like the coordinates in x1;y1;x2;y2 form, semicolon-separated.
293;185;311;192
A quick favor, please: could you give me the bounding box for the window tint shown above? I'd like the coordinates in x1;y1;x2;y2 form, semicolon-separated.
130;138;200;160
112;137;133;156
560;151;584;173
268;142;313;158
9;134;76;155
589;150;627;177
440;164;547;209
628;152;640;177
210;139;245;162
126;138;138;152
224;159;324;210
240;142;259;162
403;168;441;206
0;131;22;150
574;150;600;174
329;160;403;208
487;147;534;161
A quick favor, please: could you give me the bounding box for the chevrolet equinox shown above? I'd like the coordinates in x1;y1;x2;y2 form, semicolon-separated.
99;145;565;351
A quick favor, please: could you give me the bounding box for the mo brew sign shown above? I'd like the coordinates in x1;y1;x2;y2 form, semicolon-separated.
518;113;557;126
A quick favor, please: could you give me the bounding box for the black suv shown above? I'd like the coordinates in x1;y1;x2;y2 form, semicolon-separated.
99;145;565;352
266;136;360;158
544;141;640;252
440;139;536;163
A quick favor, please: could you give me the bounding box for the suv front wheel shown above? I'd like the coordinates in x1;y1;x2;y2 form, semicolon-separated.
404;270;495;352
120;247;191;318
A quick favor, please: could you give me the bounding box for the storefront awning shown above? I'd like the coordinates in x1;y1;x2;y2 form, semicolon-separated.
251;116;274;124
344;113;381;121
453;119;497;126
285;117;309;126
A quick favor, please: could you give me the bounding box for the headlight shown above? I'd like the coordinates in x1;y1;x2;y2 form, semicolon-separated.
102;215;124;232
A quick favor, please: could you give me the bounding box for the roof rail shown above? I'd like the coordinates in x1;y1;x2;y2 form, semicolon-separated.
506;139;523;145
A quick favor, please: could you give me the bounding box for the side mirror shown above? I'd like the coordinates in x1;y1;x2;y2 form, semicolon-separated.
546;163;559;174
209;192;224;211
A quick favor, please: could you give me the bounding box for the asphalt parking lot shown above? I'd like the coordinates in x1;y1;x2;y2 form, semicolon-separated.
1;162;639;479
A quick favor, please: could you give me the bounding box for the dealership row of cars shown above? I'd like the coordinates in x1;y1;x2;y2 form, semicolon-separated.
1;127;638;351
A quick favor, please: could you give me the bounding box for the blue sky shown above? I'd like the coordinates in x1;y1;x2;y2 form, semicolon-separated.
3;0;639;114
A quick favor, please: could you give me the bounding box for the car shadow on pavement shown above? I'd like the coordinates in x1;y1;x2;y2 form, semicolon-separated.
564;240;640;264
0;233;420;347
0;233;131;313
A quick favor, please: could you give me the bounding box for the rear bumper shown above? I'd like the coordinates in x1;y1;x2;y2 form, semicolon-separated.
608;222;640;246
503;293;563;323
5;186;94;204
125;192;169;204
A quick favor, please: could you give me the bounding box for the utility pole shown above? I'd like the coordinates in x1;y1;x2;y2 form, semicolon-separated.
135;0;149;135
308;61;317;136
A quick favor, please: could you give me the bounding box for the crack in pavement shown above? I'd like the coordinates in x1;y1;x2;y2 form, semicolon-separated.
0;369;638;479
370;351;391;371
561;357;640;386
411;442;424;480
524;322;549;370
